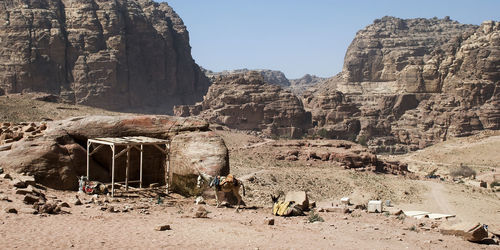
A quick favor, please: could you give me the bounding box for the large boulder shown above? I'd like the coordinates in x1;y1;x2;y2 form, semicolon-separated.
0;115;229;192
169;131;229;196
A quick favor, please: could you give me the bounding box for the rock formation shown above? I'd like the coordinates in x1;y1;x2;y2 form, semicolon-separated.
272;140;410;175
0;0;210;113
0;115;229;192
174;71;312;138
305;17;500;153
289;74;328;95
203;68;291;87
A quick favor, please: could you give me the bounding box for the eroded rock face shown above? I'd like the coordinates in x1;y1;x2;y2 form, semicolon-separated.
0;0;210;113
204;68;291;87
169;131;229;196
306;17;500;153
175;71;312;138
0;115;229;191
342;16;477;92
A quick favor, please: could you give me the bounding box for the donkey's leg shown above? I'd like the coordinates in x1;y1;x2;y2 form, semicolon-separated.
215;189;220;208
233;187;242;211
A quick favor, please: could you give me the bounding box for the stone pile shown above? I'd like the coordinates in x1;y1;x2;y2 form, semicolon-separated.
0;122;47;146
1;172;70;215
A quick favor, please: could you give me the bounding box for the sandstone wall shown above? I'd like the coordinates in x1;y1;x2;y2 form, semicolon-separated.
306;17;500;153
0;0;210;113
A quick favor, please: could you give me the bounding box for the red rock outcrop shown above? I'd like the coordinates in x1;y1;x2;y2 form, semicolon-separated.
273;140;410;175
0;0;210;113
175;71;312;138
0;115;229;191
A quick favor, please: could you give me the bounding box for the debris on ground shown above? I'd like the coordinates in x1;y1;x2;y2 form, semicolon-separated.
194;206;209;218
440;222;489;242
155;225;171;231
284;191;309;211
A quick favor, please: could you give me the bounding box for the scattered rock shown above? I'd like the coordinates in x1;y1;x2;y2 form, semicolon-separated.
59;202;70;208
11;179;27;188
440;222;489;242
19;175;36;186
23;194;40;204
38;203;59;214
0;173;12;180
264;218;275;225
0;195;12;202
107;206;119;213
194;207;209;218
15;186;34;195
5;207;17;213
19;208;38;214
155;225;172;231
72;196;82;206
318;207;350;214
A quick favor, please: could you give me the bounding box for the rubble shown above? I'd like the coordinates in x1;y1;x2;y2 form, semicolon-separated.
440;222;489;242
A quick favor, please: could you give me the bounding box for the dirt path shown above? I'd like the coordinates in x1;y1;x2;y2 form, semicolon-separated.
426;181;454;215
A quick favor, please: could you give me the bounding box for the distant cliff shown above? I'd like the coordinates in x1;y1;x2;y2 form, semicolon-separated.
0;0;210;113
305;17;500;153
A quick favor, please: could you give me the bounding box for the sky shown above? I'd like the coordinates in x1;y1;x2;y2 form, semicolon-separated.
162;0;500;79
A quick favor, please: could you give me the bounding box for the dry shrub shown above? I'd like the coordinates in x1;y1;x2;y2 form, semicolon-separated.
450;164;476;178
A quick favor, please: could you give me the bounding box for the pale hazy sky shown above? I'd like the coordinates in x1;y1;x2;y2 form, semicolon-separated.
163;0;499;79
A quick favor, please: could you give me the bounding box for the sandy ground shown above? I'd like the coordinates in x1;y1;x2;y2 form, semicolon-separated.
1;129;499;249
0;187;495;250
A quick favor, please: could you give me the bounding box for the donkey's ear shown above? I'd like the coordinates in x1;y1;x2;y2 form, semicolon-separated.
271;195;278;202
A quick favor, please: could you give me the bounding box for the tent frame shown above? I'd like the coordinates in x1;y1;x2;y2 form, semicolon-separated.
86;136;170;197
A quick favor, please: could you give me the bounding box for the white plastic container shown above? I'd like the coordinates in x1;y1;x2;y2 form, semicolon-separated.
367;200;383;213
340;197;350;205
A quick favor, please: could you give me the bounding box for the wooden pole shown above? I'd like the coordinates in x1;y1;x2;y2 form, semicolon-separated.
111;145;115;197
126;145;130;191
166;143;170;194
140;144;143;189
86;141;90;179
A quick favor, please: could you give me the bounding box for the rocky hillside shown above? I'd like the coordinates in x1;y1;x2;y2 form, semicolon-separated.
0;0;210;113
305;17;500;153
289;74;328;95
174;71;312;138
203;68;291;87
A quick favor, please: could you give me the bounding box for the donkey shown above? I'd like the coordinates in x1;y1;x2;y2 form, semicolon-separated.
197;173;246;211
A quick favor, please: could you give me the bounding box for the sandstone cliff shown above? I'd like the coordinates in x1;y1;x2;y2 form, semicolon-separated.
306;17;500;153
175;71;312;138
0;0;210;113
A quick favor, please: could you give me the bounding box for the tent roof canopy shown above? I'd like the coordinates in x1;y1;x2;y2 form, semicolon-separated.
88;136;170;146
